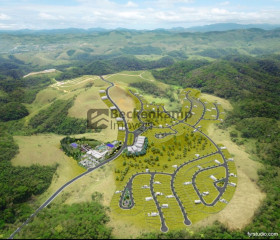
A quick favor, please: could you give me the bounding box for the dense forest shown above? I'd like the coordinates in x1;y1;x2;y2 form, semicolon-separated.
16;196;112;239
0;127;56;232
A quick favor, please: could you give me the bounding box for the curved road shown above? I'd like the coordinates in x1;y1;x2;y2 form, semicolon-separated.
9;76;129;239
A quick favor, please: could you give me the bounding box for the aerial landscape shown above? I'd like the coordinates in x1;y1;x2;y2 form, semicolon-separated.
0;0;279;239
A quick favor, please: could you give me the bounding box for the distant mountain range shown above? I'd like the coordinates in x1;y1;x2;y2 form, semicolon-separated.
1;23;280;34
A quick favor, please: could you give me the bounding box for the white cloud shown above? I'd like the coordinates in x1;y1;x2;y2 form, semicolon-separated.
220;1;230;6
0;13;11;20
0;1;280;30
125;1;138;8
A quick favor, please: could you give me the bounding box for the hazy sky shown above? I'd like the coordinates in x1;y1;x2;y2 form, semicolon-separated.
0;0;280;30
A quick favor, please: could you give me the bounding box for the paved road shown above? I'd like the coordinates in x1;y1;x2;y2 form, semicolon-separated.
9;76;129;239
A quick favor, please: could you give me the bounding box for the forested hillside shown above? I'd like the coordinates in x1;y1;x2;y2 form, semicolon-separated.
150;54;280;238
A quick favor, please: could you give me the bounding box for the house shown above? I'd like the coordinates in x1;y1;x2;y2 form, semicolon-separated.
155;192;163;196
214;160;221;165
145;197;153;201
115;190;122;194
110;106;117;110
101;96;108;100
220;146;227;150
195;200;201;204
116;117;123;122
229;182;237;187
197;165;203;170
195;154;200;158
203;191;209;196
172;165;178;168
148;212;159;217
162;204;169;208
210;175;217;181
99;90;106;93
184;182;192;185
166;195;174;198
118;127;125;131
142;185;149;189
154;181;161;185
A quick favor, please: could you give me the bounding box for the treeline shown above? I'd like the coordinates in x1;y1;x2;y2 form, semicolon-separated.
16;197;112;239
29;99;87;135
120;45;162;55
0;129;56;231
56;55;174;81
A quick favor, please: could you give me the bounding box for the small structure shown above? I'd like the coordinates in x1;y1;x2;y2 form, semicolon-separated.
207;109;211;112
107;143;114;148
212;107;216;110
220;146;227;150
220;198;228;204
154;181;161;185
195;154;200;158
116;117;123;122
101;96;108;100
214;160;221;165
142;185;150;189
229;182;237;187
166;195;174;198
115;190;122;194
228;158;234;161
145;197;153;201
184;182;192;185
70;143;78;149
148;212;159;217
203;191;209;196
172;165;178;168
99;90;106;93
118;127;125;131
110;106;117;110
146;169;150;173
159;125;163;128
161;204;169;209
156;192;163;196
230;173;237;177
210;175;217;181
195;200;201;204
197;165;203;170
192;112;196;115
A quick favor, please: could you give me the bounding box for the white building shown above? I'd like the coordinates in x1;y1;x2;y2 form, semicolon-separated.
210;175;217;181
197;165;203;170
116;117;123;122
154;181;161;185
203;191;209;196
229;182;237;187
142;185;150;189
145;197;153;201
156;192;163;196
127;136;146;154
172;165;178;168
118;127;125;131
99;90;106;93
215;160;221;165
195;154;200;158
101;96;108;100
166;195;174;198
110;106;117;110
148;212;159;217
184;182;192;185
162;204;169;208
115;190;122;194
195;200;201;204
220;146;227;150
86;149;108;160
